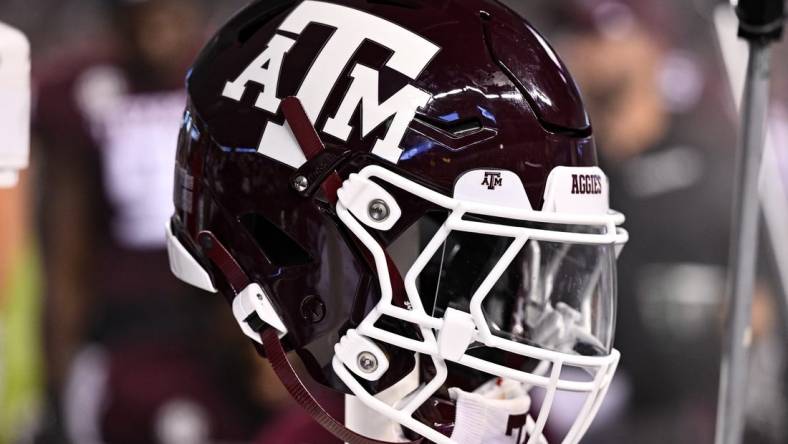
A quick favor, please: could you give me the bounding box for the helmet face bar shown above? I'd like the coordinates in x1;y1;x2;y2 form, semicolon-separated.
331;166;625;443
166;1;628;443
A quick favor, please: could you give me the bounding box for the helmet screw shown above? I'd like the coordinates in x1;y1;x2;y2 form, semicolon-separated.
357;352;378;374
293;176;309;193
300;295;326;324
199;235;214;251
368;200;390;222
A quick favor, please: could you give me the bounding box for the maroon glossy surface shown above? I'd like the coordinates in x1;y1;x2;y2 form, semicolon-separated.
172;0;599;395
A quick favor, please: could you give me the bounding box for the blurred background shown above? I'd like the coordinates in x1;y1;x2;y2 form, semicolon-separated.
0;0;786;443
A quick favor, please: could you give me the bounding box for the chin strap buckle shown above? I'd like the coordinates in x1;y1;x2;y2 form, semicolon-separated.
232;283;288;343
197;230;288;342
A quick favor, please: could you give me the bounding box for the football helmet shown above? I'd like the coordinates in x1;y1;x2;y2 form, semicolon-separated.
166;1;628;443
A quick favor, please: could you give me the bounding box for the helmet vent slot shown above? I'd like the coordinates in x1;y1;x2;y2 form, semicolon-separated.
240;212;312;267
413;114;484;138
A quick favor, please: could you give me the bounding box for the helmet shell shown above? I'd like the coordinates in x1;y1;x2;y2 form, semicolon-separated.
174;0;598;391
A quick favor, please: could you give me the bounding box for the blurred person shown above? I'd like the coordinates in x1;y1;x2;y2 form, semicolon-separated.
0;22;43;444
546;1;787;443
32;1;269;442
0;173;28;327
0;171;44;444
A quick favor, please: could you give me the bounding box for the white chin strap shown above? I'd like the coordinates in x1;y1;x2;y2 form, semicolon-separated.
450;379;547;444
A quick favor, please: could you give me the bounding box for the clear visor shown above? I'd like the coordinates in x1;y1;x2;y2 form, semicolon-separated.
418;216;617;358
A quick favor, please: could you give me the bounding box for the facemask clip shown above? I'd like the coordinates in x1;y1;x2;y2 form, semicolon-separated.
438;308;477;361
335;329;390;381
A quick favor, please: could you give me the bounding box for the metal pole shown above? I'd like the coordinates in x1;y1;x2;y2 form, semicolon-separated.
714;41;772;444
714;0;784;440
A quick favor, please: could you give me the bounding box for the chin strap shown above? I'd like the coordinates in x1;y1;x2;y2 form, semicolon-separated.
199;228;423;444
261;328;423;444
205;97;425;443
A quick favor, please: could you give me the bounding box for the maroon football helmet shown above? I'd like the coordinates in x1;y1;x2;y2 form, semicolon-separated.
166;1;628;442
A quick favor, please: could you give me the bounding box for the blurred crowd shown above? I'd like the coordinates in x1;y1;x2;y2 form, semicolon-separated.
0;0;786;443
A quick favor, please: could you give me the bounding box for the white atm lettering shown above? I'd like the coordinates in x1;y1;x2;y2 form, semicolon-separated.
221;0;440;168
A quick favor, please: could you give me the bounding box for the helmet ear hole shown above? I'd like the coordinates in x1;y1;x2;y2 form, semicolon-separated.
239;212;312;267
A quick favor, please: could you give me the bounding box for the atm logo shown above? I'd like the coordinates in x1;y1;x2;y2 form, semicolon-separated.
221;0;440;167
482;172;503;190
